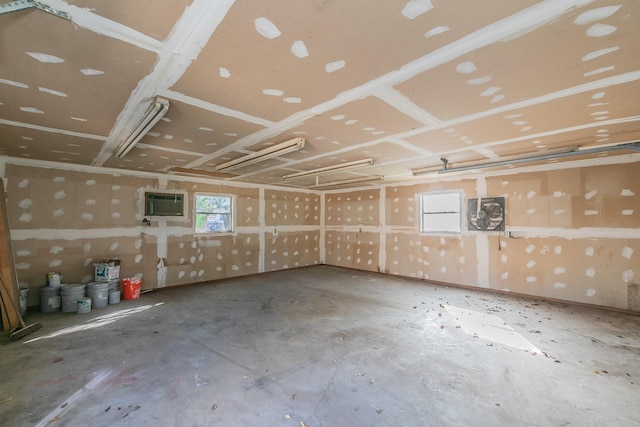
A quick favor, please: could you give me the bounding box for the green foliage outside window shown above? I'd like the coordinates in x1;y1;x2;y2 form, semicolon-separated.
195;194;232;233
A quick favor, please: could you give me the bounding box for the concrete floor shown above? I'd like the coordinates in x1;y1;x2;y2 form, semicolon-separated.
1;265;639;426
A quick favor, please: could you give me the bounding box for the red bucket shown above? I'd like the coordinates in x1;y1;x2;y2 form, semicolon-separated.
122;277;142;300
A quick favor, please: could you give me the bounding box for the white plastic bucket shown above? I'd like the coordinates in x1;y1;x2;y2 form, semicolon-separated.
86;282;109;309
77;297;91;314
61;284;86;313
108;279;120;295
39;286;61;313
109;290;121;304
46;272;61;287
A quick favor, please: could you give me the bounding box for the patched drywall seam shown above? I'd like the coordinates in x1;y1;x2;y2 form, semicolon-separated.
476;176;490;288
378;186;386;273
155;178;169;288
156;232;168;287
259;187;266;273
320;193;326;264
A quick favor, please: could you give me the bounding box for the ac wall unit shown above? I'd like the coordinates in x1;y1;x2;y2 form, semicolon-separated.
467;197;505;231
144;192;184;216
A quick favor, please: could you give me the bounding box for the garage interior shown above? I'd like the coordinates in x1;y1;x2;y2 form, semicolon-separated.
0;0;639;426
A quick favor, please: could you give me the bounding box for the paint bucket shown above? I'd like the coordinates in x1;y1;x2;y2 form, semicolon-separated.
86;282;110;309
77;297;91;314
19;287;29;316
108;279;120;293
109;290;121;305
39;286;61;313
61;284;86;313
45;272;61;288
122;277;142;300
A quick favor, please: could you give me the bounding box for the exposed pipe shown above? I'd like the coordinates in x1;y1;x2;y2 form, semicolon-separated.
436;142;640;175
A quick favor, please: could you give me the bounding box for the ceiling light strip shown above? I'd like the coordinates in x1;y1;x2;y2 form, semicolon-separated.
216;138;305;173
308;175;383;189
412;146;578;175
412;142;640;176
114;97;169;158
283;158;375;180
169;167;236;179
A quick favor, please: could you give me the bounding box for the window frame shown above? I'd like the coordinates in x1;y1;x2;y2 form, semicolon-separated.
194;193;235;234
418;191;462;234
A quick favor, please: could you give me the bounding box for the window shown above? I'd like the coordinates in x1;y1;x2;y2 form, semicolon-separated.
194;194;233;233
419;191;461;233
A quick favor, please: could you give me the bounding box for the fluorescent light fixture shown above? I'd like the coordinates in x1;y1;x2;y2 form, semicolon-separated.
168;167;237;179
283;158;374;180
411;164;445;176
308;175;383;189
216;138;305;173
114;97;169;158
412;146;580;176
0;1;71;20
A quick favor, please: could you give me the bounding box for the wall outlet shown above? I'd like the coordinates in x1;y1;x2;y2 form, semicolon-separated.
506;231;512;238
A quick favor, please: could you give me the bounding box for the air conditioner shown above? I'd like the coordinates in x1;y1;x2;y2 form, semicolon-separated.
144;192;184;217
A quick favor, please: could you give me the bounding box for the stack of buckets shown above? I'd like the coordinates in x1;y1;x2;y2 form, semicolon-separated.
39;272;62;313
37;267;142;314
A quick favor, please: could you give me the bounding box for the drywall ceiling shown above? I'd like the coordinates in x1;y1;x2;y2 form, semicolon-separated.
1;0;639;189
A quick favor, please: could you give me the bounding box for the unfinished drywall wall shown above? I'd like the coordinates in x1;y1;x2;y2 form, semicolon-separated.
171;180;262;227
487;162;639;308
264;190;321;271
7;167;155;229
490;236;639;308
3;162;321;308
7;164;158;309
385;233;478;285
4;156;638;312
323;160;639;311
265;231;320;271
325;190;379;226
325;230;379;272
265;190;320;227
383;180;480;285
157;180;262;286
324;189;380;271
494;165;638;228
164;234;260;286
385;181;476;227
